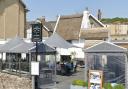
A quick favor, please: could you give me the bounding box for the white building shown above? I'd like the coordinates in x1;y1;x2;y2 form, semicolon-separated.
26;10;109;61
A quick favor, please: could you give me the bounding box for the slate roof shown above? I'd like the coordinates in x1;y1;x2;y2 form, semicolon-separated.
84;41;127;53
26;21;54;37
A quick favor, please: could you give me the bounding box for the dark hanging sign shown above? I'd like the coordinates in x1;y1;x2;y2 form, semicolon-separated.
32;23;42;42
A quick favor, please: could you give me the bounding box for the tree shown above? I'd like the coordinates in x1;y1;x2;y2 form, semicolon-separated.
101;17;128;24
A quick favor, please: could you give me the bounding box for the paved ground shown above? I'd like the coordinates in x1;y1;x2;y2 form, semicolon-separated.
55;68;85;89
39;68;85;89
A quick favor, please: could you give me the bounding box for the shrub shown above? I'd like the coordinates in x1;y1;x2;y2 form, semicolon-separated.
103;83;113;89
113;84;124;89
72;80;88;87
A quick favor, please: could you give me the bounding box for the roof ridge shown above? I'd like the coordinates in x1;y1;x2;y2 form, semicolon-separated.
60;14;83;19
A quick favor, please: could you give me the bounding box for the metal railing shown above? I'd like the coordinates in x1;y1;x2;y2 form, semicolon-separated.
0;61;30;77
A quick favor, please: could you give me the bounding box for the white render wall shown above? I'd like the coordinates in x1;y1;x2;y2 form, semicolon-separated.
72;39;85;48
26;28;32;40
70;39;85;59
69;47;84;59
81;10;91;29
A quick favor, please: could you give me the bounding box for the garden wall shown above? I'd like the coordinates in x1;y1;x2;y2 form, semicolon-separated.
0;73;31;89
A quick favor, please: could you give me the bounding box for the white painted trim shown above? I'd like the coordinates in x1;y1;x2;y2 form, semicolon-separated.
84;41;127;51
106;41;127;50
112;41;128;44
85;41;105;51
89;14;105;27
53;15;60;34
43;25;50;31
81;10;91;29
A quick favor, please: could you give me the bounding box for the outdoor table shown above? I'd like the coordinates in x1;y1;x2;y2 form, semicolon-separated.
41;68;53;78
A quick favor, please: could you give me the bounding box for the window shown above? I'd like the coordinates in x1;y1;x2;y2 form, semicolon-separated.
67;40;72;43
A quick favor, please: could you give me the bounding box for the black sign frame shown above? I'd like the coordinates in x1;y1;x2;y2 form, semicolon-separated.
32;23;42;42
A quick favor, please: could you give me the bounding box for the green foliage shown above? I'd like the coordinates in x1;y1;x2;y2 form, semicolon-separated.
103;83;113;89
103;83;125;89
72;80;125;89
113;84;125;89
72;80;88;87
101;17;128;24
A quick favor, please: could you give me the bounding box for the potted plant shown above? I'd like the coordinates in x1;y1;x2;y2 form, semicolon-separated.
70;80;88;89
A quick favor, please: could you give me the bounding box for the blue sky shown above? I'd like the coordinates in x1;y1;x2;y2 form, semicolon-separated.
23;0;128;21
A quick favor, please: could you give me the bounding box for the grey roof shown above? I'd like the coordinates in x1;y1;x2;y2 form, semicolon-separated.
84;41;127;53
0;36;25;52
0;44;3;48
30;43;56;54
9;42;34;53
44;33;75;49
9;42;55;54
0;36;55;54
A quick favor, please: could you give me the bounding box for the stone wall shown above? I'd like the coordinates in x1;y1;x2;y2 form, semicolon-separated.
0;73;31;89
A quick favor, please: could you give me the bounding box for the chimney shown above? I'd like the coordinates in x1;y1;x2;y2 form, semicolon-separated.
37;16;45;25
97;9;102;20
81;8;91;29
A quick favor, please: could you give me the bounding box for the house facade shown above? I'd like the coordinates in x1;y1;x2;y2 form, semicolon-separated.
104;24;128;48
55;10;109;60
0;0;27;40
107;24;128;40
26;10;110;61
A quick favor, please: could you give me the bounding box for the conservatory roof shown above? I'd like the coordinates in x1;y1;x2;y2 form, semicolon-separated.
0;36;56;54
0;36;25;52
84;41;127;53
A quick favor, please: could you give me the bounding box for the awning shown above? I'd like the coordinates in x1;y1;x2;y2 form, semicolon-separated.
30;43;56;54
